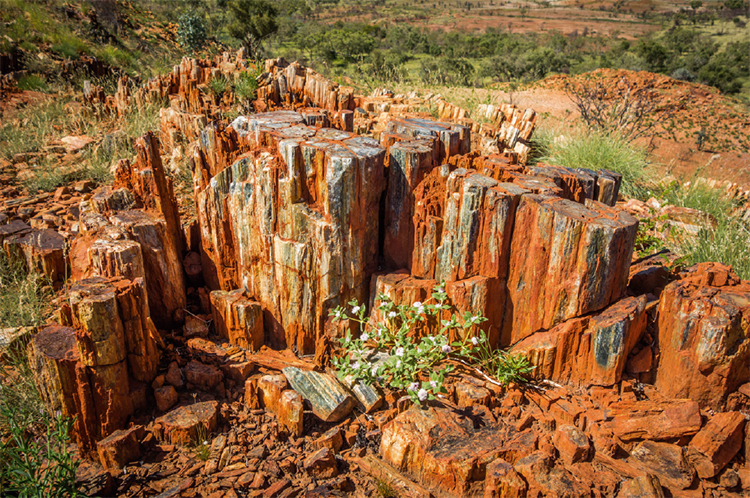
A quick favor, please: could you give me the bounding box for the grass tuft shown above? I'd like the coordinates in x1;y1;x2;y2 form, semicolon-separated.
540;129;651;200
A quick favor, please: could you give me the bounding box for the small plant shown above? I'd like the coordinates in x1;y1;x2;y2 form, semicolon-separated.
208;76;230;98
192;424;211;461
331;283;534;406
0;409;81;498
234;69;260;103
177;10;207;54
375;477;399;498
634;213;669;258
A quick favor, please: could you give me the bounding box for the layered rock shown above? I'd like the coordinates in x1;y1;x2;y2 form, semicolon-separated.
195;116;386;353
654;263;750;408
511;295;648;387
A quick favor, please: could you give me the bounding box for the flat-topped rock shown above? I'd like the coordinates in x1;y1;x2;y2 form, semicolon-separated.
157;401;219;445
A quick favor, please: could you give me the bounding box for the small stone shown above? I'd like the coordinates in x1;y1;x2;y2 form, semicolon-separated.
165;361;184;388
553;425;590;465
184;360;223;391
303;447;338;478
687;411;745;478
719;469;740;490
629;441;695;490
155;385;179;412
96;426;143;470
183;315;209;338
484;458;526;498
313;427;343;454
616;475;665;498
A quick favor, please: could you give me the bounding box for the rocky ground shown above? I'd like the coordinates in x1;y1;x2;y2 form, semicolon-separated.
1;53;750;498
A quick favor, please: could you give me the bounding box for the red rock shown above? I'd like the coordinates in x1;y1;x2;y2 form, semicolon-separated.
483;458;526;498
616;475;665;498
165;361;184;388
156;401;219;445
303;447;339;478
110;209;186;328
627;346;653;374
719;469;740;489
381;405;531;496
184;360;223;391
628;441;695;490
552;425;590;465
512;295;647;387
654;262;750;408
455;381;492;408
382;138;437;270
96;426;143;470
278;390;304;437
504;196;637;345
155;385;179;412
195;118;385;353
737;468;750;490
263;478;291;498
210;289;264;350
257;374;288;414
183;315;209;338
602;399;702;441
3;228;66;282
313;427;343;453
513;451;590;498
687;411;745;478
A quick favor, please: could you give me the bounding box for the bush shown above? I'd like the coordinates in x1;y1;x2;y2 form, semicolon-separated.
16;75;48;92
542;130;651;199
661;183;750;279
671;67;696;81
178;10;207;53
331;283;534;406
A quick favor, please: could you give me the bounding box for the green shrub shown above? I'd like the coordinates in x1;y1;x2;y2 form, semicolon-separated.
661;182;750;279
16;74;48;92
178;10;207;53
541;130;651;199
234;70;259;102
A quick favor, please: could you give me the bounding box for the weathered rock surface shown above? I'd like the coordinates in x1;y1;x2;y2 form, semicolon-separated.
210;289;264;350
282;367;355;422
687;410;745;478
156;401;219;445
654;262;750;408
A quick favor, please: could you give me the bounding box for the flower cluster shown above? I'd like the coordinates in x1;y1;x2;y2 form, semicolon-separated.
330;282;488;406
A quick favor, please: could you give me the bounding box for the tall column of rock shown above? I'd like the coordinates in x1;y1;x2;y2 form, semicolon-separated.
384;118;470;164
654;263;750;408
27;325;99;455
210;289;264;351
110;210;186;328
383;139;437;270
503;196;638;345
195;114;385;353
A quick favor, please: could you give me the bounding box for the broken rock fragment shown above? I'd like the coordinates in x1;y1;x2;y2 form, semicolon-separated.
157;401;218;445
282;367;355;422
687;411;745;478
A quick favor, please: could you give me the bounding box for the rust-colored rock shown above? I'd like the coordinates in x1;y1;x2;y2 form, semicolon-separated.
3;228;66;282
381;405;533;496
512;295;647;387
110;210;186;328
601;399;702;441
483;458;526;498
553;425;590;465
687;411;745;478
196;117;385;352
184;359;223;391
210;289;264;350
155;385;179;412
628;441;695;490
303;447;339;478
156;401;219;445
504;196;637;344
96;426;143;470
654;262;750;408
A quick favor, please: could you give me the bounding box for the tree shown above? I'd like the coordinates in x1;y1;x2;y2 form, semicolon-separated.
177;10;207;54
227;0;279;59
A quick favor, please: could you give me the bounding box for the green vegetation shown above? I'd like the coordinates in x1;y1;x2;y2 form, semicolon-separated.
663;182;750;279
178;10;208;53
539;129;651;199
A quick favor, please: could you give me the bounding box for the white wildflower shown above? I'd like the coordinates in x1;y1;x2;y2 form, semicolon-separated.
418;389;428;402
441;344;451;353
430;380;439;390
413;301;422;308
352;305;361;314
396;360;402;369
360;332;369;342
395;347;404;357
353;361;361;370
388;311;397;318
408;382;420;392
471;337;478;346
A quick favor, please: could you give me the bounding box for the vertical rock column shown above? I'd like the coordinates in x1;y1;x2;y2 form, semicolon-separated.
503;196;638;346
